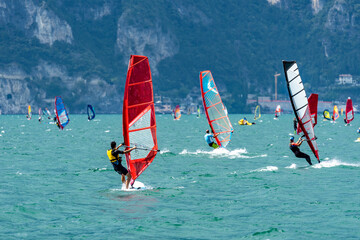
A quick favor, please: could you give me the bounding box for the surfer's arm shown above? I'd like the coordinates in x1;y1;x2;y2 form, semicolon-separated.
116;143;124;150
213;133;220;138
123;146;136;153
297;138;304;146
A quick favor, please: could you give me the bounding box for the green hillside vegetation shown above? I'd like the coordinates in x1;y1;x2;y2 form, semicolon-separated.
0;0;359;112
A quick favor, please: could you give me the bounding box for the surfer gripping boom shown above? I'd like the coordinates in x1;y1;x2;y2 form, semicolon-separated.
204;130;220;149
107;141;136;189
289;136;315;165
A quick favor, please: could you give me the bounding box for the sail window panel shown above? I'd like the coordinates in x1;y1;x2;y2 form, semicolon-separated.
205;94;221;111
128;104;148;124
129;108;151;131
293;96;307;116
289;78;303;94
207;102;224;122
129;128;154;160
286;69;299;83
59;110;68;125
201;73;216;92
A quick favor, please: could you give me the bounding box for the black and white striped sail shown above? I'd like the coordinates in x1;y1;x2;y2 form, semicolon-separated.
283;61;319;160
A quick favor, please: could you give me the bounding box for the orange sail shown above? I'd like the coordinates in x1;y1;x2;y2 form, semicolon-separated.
173;105;181;120
332;105;339;121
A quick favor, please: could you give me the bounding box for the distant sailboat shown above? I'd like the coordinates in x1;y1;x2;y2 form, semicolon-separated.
27;105;31;120
55;96;70;129
332;105;339;121
38;108;42;122
254;105;261;120
345;97;354;125
173;105;181;120
197;105;201;118
87;104;95;120
43;107;52;119
274;105;281;119
323;109;331;121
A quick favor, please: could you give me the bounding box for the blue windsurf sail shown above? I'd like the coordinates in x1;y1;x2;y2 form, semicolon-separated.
55;96;70;129
87;105;95;120
200;70;234;148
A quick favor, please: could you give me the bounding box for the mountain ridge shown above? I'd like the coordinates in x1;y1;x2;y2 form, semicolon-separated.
0;0;359;114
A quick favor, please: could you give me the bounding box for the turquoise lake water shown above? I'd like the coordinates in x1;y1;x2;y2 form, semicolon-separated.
1;114;359;239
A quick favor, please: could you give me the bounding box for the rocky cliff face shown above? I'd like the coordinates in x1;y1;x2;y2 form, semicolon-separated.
0;0;73;46
116;10;179;76
0;0;358;114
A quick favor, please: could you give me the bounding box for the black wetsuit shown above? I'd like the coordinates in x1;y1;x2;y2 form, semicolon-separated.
111;149;128;175
290;143;312;165
293;119;298;132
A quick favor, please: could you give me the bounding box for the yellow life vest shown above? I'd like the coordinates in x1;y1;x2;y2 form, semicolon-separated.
107;149;118;163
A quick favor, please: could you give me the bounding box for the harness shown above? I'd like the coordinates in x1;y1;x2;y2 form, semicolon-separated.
290;143;300;154
107;149;121;163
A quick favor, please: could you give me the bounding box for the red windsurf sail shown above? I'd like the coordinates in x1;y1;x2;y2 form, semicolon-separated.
345;97;354;124
296;93;318;134
123;55;158;184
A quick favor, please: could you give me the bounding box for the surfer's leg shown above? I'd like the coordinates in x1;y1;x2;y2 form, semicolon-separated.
125;172;131;189
121;174;125;183
296;152;312;165
211;142;219;149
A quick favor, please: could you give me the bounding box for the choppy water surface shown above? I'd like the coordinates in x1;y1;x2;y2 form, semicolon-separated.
1;114;359;239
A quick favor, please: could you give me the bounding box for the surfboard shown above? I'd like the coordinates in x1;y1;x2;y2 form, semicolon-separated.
121;181;147;191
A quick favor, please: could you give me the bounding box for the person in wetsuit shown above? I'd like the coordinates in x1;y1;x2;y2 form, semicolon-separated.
204;130;220;149
107;141;136;189
293;118;298;133
289;136;313;165
54;117;60;129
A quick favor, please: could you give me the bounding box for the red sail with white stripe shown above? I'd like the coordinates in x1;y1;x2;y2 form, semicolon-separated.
297;93;318;134
123;55;158;184
283;61;319;160
345;97;354;124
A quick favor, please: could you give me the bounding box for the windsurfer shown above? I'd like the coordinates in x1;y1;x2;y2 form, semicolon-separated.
107;141;136;189
293;118;298;133
289;136;319;165
54;117;60;129
357;128;360;133
38;116;42;123
204;130;219;149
